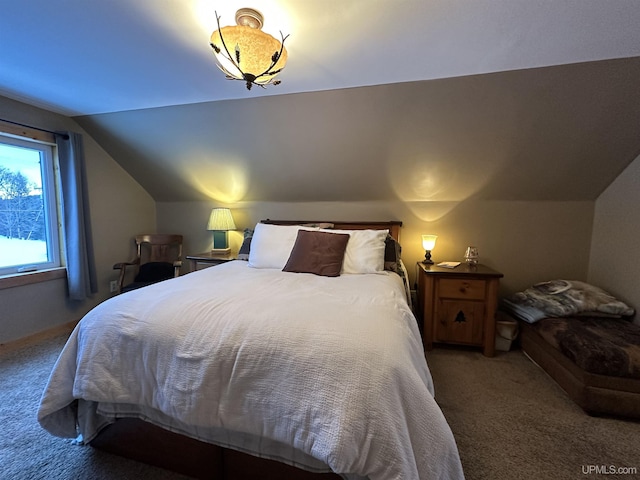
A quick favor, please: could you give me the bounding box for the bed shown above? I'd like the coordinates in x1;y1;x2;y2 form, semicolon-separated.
38;220;464;480
502;279;640;419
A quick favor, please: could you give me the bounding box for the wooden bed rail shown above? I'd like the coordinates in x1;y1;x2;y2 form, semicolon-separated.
261;220;402;242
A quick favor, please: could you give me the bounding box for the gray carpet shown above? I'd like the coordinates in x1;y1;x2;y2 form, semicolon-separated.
426;347;640;480
1;330;638;479
0;332;192;480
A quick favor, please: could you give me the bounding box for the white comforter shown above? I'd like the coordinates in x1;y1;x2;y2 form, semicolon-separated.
38;261;464;480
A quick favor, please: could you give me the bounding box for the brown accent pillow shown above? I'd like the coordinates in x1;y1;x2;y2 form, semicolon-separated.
283;230;350;277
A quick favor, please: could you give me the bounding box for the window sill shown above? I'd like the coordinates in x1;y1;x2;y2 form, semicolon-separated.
0;268;66;291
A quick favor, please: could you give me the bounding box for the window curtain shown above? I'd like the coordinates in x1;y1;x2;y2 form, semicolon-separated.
55;132;98;300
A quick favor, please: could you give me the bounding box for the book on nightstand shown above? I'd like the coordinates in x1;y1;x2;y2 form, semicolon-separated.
437;261;461;268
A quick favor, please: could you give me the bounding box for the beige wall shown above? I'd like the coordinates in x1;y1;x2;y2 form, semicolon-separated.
0;97;156;344
4;94;635;343
158;199;594;296
589;152;640;324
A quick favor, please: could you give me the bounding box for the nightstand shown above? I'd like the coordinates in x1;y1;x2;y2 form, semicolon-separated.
416;262;503;357
186;252;236;271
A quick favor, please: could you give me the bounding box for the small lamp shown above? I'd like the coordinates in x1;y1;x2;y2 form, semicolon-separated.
421;235;438;264
207;208;236;254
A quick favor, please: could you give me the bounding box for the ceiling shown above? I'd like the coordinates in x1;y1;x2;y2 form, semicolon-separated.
2;0;640;116
2;1;640;205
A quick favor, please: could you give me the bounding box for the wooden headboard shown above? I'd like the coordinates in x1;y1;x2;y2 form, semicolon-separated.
261;220;403;242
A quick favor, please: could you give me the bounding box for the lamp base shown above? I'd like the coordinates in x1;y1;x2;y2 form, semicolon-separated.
212;231;229;255
422;250;433;264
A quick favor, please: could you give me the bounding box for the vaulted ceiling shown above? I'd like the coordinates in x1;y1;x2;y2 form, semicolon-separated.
2;1;640;204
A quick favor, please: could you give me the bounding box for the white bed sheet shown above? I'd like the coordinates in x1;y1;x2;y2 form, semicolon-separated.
38;261;464;480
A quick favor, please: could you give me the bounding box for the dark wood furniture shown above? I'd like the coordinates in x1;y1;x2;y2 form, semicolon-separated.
518;318;640;419
113;234;183;294
91;220;402;479
186;252;236;271
416;263;503;357
262;219;402;242
91;418;340;480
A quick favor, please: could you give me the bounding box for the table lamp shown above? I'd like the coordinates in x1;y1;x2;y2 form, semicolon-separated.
421;234;438;264
207;208;236;254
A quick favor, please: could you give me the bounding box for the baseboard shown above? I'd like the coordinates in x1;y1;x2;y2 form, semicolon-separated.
0;320;78;354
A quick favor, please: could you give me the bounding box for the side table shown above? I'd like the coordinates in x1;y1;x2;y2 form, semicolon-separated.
416;262;503;357
186;252;236;272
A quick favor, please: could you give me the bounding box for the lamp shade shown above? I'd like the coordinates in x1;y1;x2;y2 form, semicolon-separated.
210;26;287;84
207;208;236;231
422;235;438;251
210;9;288;90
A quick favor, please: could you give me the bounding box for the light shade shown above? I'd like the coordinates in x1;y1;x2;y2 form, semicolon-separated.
421;234;438;265
422;235;438;251
210;9;288;90
207;208;236;231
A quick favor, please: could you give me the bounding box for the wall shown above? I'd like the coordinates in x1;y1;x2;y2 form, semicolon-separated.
158;198;594;296
4;95;627;343
77;58;640;210
589;152;640;324
0;96;156;344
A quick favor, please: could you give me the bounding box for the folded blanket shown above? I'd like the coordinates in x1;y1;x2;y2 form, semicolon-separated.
504;280;634;323
501;298;547;324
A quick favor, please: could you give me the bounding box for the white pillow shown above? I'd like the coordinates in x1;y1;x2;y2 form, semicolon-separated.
322;228;388;274
248;223;316;269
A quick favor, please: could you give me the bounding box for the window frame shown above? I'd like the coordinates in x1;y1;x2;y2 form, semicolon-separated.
0;129;63;277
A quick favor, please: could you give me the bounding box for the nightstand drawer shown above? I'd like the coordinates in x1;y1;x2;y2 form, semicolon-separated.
438;278;486;300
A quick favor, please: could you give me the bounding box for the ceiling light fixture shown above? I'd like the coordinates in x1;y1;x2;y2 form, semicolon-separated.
209;8;289;90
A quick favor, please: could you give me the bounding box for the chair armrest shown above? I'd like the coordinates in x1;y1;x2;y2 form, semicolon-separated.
173;260;182;277
113;261;137;270
113;260;140;294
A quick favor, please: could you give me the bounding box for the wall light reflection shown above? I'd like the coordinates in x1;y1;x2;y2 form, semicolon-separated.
388;155;496;222
186;159;249;204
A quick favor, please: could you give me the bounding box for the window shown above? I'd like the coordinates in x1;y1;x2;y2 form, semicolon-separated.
0;135;61;275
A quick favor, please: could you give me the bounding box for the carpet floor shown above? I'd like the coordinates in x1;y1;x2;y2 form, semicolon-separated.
426;346;640;480
0;331;192;480
1;329;638;479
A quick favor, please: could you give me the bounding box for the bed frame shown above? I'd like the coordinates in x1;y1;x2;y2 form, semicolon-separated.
262;219;402;241
90;418;341;479
90;220;402;479
518;320;640;419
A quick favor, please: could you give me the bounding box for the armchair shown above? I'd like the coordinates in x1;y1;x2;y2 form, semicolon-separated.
113;234;183;294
